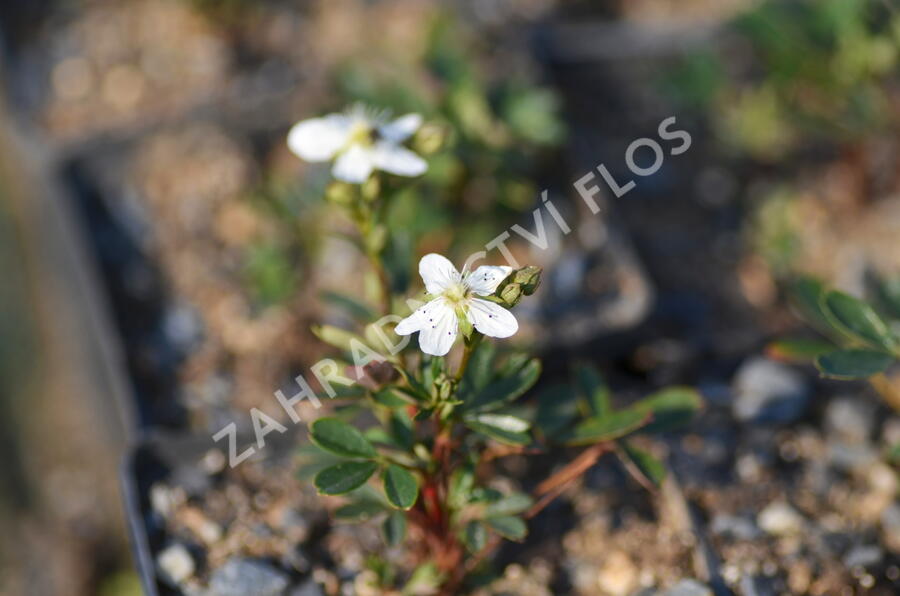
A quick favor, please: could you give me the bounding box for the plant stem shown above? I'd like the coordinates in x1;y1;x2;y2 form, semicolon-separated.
368;250;392;316
441;441;613;594
455;334;482;381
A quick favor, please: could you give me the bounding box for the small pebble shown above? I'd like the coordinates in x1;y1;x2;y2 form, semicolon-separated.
758;502;804;536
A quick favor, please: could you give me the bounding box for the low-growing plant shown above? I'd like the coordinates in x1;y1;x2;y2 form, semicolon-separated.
287;105;701;593
769;275;900;411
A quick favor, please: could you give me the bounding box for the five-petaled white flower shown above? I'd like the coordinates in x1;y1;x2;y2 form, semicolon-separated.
287;105;427;184
395;254;519;356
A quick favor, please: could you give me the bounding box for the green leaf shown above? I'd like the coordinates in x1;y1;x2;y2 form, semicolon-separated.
382;511;407;546
448;465;475;510
461;521;487;553
459;341;496;397
402;562;442;595
389;411;415;451
632;386;703;433
874;276;900;320
470;413;530;432
372;388;415;407
382;465;419;510
485;515;527;541
310;418;377;459
467;358;541;412
766;338;836;363
790;277;834;335
320;290;376;322
575;365;611;418
559;409;648;446
334;499;387;521
822;291;897;351
535;384;579;437
311;324;367;353
618;440;666;488
465;419;530;446
815;348;894;379
363;427;396;446
484;492;533;518
314;461;378;495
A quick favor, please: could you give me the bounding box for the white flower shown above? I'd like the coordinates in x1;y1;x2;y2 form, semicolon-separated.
395;254;519;356
287;105;427;183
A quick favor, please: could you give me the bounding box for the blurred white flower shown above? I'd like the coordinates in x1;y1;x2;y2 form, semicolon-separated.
395;253;518;356
287;105;427;183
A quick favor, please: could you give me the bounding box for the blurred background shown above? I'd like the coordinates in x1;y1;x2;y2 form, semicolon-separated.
0;0;898;595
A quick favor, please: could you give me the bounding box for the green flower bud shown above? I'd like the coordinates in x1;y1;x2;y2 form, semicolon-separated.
435;374;455;401
499;283;523;307
513;266;542;295
413;122;449;156
325;181;356;206
365;224;387;255
361;175;381;202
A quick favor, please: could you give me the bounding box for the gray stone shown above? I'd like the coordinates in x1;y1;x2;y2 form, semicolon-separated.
732;357;810;424
665;579;712;596
208;558;289;596
740;575;777;596
881;504;900;551
827;442;877;472
710;514;762;541
758;502;804;536
843;545;883;569
824;397;873;443
289;579;324;596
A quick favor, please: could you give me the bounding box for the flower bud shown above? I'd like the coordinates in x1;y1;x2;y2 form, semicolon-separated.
325;181;356;206
499;283;523;306
513;266;542;295
413;122;449;156
361;175;381;202
435;374;455;401
365;224;387;254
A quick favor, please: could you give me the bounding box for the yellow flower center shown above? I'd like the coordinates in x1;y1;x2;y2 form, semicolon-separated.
443;282;468;305
346;120;375;149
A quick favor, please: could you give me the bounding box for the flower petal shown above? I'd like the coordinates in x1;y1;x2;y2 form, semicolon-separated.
465;265;513;296
395;297;445;335
417;299;458;356
378;113;423;143
287;115;350;162
419;253;460;295
467;298;518;339
332;145;375;183
372;142;427;177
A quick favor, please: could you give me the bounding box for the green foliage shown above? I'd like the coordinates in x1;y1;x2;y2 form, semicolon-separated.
314;461;379;495
668;0;899;158
771;274;900;381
